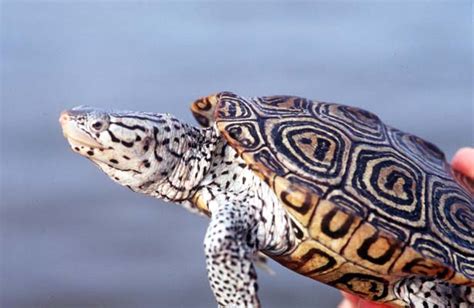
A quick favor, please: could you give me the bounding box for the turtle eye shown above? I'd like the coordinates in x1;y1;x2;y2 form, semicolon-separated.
90;119;109;132
92;121;103;130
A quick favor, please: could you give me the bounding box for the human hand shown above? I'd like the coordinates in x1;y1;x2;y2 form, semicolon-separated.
338;147;474;308
451;147;474;179
338;292;389;308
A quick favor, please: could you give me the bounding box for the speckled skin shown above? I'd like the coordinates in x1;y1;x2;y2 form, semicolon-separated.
394;277;474;308
200;142;293;307
60;97;473;308
60;107;292;307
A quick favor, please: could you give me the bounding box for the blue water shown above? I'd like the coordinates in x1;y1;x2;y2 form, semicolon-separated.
1;2;472;307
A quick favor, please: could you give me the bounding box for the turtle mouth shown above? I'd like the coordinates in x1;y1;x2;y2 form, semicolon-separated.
60;111;104;149
65;132;104;150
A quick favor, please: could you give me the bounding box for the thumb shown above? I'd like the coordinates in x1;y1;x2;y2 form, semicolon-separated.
451;147;474;179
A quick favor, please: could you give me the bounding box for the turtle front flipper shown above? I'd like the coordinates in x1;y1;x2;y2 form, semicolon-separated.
204;203;261;308
197;138;294;308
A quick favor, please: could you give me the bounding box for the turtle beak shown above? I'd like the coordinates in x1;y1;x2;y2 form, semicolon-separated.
59;109;104;149
59;110;71;127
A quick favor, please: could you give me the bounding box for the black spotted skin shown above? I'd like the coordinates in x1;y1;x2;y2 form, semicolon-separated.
62;96;473;308
191;92;474;306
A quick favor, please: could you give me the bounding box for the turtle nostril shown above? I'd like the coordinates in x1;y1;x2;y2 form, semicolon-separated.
59;111;70;126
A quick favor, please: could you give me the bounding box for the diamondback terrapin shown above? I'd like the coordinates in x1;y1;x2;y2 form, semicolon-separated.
60;92;473;308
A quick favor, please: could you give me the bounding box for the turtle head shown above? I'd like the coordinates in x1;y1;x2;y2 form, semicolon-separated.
59;106;180;189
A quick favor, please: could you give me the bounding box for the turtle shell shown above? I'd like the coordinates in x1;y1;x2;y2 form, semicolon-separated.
191;92;474;304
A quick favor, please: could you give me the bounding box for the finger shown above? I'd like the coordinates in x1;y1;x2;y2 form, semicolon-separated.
452;147;474;179
357;299;392;308
341;292;359;307
338;298;353;308
340;292;391;308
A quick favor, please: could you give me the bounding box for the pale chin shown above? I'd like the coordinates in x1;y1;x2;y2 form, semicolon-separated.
95;160;144;187
66;137;99;151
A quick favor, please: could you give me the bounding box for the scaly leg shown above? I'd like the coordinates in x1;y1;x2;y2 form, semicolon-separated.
204;204;260;308
394;276;474;308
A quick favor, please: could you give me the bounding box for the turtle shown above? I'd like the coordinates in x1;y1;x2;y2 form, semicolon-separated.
59;92;474;308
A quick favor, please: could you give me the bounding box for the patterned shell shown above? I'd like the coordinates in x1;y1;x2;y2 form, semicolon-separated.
191;92;474;304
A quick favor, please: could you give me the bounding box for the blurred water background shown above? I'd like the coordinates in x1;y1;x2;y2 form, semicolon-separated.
1;1;472;308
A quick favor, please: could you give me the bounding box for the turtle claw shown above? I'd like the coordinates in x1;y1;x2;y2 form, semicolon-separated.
254;252;275;276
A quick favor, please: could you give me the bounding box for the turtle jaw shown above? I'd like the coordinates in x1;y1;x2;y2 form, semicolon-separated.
59;110;104;150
